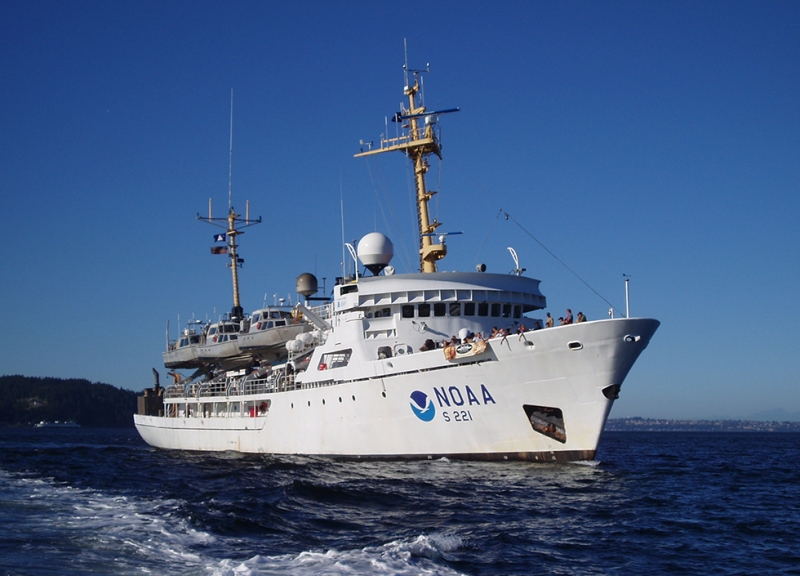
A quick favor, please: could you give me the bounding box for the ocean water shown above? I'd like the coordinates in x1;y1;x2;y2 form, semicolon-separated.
1;428;798;575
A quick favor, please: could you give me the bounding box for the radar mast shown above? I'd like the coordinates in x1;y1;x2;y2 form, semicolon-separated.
198;201;261;319
355;64;459;273
196;91;261;319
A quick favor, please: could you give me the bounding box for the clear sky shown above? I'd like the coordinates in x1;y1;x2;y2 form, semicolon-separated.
2;1;798;420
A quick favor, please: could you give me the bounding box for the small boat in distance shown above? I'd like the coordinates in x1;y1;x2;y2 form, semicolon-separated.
35;421;80;428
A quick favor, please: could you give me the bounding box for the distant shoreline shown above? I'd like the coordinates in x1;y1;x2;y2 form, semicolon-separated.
606;418;800;432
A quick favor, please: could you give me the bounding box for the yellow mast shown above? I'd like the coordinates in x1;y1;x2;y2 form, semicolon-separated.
198;201;260;318
355;67;458;273
226;207;242;311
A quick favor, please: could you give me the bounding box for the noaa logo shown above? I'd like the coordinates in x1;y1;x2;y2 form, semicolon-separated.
409;390;436;422
455;343;473;355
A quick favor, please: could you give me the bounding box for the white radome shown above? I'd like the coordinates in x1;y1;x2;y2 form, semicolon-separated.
357;232;393;268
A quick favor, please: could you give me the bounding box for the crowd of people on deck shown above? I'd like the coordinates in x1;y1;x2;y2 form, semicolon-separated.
419;307;588;352
545;308;587;327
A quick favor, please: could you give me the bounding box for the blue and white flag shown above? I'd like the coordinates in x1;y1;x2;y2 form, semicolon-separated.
213;233;226;242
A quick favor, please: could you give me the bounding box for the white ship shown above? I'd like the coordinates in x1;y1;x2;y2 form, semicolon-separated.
135;63;659;462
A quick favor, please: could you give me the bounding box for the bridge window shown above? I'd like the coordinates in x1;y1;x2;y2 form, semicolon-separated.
449;303;461;317
402;305;415;318
434;303;446;317
464;302;475;316
513;305;522;319
418;303;431;317
478;302;489;317
491;303;501;317
502;304;512;318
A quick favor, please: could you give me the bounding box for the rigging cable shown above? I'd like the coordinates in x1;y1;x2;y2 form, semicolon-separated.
473;208;504;265
363;156;415;272
502;210;620;314
442;152;621;313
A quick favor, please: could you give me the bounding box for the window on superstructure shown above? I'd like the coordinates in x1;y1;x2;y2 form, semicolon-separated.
502;304;512;318
513;305;522;319
449;303;461;317
208;327;217;335
433;303;446;317
319;349;353;370
491;303;501;317
374;307;391;318
418;303;431;317
402;305;415;318
464;302;475;316
478;302;489;317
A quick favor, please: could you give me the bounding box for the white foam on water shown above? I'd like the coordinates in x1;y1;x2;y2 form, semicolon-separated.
0;469;464;575
210;533;466;576
570;459;601;467
0;469;217;574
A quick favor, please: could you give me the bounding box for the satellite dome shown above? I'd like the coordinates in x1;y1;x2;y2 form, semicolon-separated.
357;232;394;275
296;273;318;297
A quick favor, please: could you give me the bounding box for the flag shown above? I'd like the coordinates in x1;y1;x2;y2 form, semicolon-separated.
211;246;228;255
213;233;226;242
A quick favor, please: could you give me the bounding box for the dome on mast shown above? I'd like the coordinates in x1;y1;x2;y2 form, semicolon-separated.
357;233;394;275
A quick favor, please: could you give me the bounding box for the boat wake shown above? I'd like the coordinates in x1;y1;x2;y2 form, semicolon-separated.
213;534;464;576
0;468;465;575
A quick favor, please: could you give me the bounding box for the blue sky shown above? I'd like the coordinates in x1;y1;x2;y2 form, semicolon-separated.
1;1;798;420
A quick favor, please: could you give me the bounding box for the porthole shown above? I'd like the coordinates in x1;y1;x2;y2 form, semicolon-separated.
624;334;641;343
568;341;583;351
382;391;386;398
339;397;342;402
352;395;356;401
322;399;326;405
307;401;311;407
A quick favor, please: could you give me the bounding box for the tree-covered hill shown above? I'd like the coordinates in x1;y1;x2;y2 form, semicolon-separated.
0;375;137;427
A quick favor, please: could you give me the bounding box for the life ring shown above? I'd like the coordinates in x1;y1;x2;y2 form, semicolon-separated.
256;322;262;330
319;363;327;370
213;335;217;342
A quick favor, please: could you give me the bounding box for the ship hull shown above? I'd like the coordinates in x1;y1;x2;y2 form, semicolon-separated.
135;318;658;461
